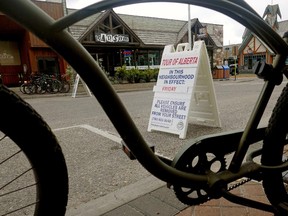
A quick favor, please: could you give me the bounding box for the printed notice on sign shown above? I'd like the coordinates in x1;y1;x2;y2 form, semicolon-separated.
156;68;196;88
150;98;189;132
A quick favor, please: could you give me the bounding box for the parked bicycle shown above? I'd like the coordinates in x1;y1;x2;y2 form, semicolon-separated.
35;74;61;94
19;79;36;94
59;74;71;93
20;73;67;94
1;0;288;215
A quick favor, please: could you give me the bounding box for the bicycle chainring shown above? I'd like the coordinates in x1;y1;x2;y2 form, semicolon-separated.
171;143;227;205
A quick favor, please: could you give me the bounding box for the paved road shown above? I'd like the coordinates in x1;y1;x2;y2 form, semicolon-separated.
23;78;287;211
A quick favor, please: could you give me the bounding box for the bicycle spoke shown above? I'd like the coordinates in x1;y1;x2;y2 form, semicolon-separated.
0;167;33;191
0;150;21;167
0;135;6;142
0;182;37;198
0;135;37;215
0;201;38;216
0;182;38;216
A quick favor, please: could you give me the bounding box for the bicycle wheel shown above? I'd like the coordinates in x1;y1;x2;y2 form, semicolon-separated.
25;83;37;94
262;83;288;214
0;84;68;215
19;83;26;94
46;79;61;94
35;83;46;94
59;80;70;93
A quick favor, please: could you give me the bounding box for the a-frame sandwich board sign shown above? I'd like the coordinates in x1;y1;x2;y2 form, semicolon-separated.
147;41;221;139
72;74;92;98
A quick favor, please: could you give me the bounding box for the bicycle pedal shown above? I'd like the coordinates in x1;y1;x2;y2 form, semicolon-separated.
121;140;155;160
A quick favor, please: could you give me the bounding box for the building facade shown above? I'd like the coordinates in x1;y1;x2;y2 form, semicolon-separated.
0;1;223;86
68;9;223;76
235;4;288;72
0;0;67;86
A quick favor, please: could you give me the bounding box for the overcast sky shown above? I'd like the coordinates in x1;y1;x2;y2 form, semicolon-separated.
66;0;288;45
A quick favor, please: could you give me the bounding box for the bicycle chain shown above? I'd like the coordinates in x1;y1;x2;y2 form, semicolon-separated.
228;177;252;191
174;177;253;206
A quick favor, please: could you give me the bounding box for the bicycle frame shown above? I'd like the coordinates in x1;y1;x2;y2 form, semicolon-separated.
1;0;288;212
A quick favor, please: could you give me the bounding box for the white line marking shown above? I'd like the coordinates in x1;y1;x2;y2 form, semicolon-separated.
53;124;122;144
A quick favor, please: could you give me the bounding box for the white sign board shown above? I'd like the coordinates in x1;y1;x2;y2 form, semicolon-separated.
72;74;92;98
148;41;221;139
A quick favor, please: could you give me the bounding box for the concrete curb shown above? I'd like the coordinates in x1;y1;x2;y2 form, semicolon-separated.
11;76;259;100
66;175;165;216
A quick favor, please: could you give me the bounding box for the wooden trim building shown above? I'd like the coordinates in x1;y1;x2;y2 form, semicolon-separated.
0;0;67;86
68;9;223;75
0;1;223;86
232;4;288;72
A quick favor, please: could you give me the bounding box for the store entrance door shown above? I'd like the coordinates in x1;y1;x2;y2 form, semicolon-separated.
95;51;120;76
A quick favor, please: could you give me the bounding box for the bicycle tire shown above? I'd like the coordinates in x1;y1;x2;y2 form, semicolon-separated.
0;84;68;215
262;83;288;215
19;83;26;94
60;80;70;93
46;79;61;94
26;83;37;94
35;83;46;94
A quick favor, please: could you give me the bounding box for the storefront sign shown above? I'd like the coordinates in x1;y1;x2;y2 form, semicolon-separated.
148;41;221;139
123;50;132;56
0;41;21;65
95;33;129;43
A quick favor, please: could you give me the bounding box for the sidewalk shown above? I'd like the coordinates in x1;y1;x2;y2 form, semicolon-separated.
11;81;157;99
175;181;273;216
104;181;273;216
12;74;257;99
66;176;273;216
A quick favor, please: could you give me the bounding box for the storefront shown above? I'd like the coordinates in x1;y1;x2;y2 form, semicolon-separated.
69;9;222;74
83;46;162;75
238;33;274;71
0;1;67;86
237;4;288;72
0;1;223;86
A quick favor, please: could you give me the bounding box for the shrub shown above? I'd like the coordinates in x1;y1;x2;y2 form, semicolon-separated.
115;65;127;83
125;69;136;83
65;65;76;84
145;69;158;82
114;67;159;83
133;69;145;83
154;69;159;80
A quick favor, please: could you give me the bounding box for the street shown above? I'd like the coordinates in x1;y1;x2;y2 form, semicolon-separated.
24;77;287;211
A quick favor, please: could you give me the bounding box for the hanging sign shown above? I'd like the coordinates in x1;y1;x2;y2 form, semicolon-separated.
95;33;129;43
147;41;221;139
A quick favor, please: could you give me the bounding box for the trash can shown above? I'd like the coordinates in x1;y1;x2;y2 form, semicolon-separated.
222;65;230;79
213;65;223;79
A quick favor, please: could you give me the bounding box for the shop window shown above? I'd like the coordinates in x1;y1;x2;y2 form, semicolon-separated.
244;54;266;69
123;50;133;66
136;50;161;66
119;50;161;68
148;52;161;66
137;53;148;66
37;57;59;76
